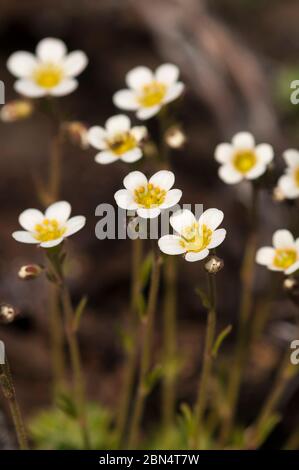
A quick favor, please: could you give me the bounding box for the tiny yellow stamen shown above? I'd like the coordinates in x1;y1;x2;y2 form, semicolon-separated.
233;149;257;174
33;64;63;89
273;248;297;269
34;218;66;242
294;168;299;187
138;81;167;107
134;184;166;208
108;132;137;156
180;223;212;253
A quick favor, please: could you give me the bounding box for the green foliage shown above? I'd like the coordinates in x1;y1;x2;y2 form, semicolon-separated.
29;403;113;450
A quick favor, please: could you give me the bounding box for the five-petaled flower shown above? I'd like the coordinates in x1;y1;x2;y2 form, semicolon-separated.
215;132;274;184
277;149;299;199
114;170;182;219
256;229;299;275
7;38;88;97
12;201;86;248
113;64;184;120
158;208;226;262
88;114;147;164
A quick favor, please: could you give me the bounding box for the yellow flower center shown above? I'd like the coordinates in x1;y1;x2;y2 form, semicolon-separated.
180;223;212;253
138;81;167;107
107;132;137;156
34;218;66;242
233;149;257;174
33;64;63;89
273;248;297;270
294;168;299;187
134;183;166;208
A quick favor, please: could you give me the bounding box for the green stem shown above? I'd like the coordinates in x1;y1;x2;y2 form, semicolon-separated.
220;186;258;444
162;255;177;429
0;358;28;449
191;272;217;448
128;252;161;449
115;237;143;448
46;247;91;449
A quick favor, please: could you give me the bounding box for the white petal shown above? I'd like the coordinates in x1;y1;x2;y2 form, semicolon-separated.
123;171;147;192
208;228;226;249
45;201;71;223
12;231;39;244
246;162;267;180
40;238;64;248
63;51;88;77
149;170;175;191
136;106;161;120
114;189;138;210
185;249;209;262
255;144;274;165
95;151;118;164
232;132;255;149
278;175;299;199
36;38;67;62
218;164;243;184
215;144;233;164
137;208;161;219
158;235;185;255
131;126;147;142
273;229;294;249
19;209;44;231
105;114;131;134
285;260;299;275
121;148;143;163
113;90;139;110
283;149;299;168
164;82;184;104
198;208;224;231
170;209;196;235
14;79;46;97
64;216;86;236
256;247;275;266
159;189;182;209
155;63;179;85
7;52;37;78
126;66;153;90
87;126;107;150
50;79;78;96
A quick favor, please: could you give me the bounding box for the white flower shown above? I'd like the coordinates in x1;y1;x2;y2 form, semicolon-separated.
87;114;147;164
256;229;299;275
277;149;299;199
114;170;182;219
113;64;184;120
215;132;274;184
158;208;226;262
12;201;86;248
7;38;88;97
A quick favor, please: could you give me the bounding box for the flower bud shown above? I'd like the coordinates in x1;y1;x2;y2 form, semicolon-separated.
204;255;224;274
18;264;43;281
165;126;186;149
62;121;89;149
0;100;33;122
273;186;285;202
0;304;17;324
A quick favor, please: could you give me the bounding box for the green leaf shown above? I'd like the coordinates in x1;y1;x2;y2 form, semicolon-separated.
212;325;232;358
140;252;153;288
73;296;88;331
55;392;78;419
195;287;211;310
144;364;163;393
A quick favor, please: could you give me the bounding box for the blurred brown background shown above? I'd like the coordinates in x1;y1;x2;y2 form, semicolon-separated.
1;0;299;449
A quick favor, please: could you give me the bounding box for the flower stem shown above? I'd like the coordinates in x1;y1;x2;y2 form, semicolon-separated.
0;358;28;449
191;272;217;448
127;252;161;449
162;255;177;429
220;185;258;444
46;247;91;449
115;237;143;448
